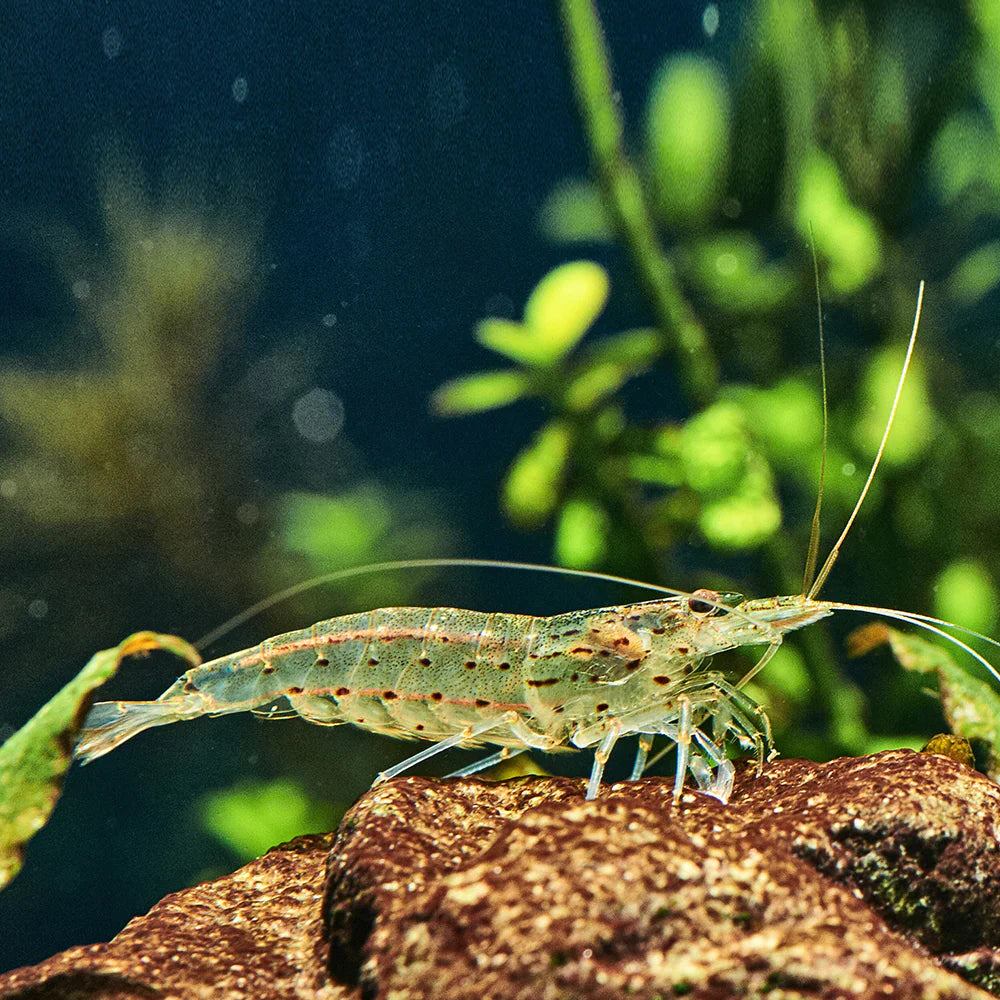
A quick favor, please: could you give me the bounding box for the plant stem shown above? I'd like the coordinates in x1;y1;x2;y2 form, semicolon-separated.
554;0;719;405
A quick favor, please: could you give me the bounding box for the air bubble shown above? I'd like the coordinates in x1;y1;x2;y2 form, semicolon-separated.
327;125;364;190
292;388;345;443
702;4;720;38
102;26;122;60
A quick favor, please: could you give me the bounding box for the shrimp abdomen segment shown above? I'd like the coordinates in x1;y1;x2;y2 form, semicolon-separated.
77;606;540;761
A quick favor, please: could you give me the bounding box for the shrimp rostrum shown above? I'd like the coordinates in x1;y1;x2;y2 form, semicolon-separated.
74;282;1000;802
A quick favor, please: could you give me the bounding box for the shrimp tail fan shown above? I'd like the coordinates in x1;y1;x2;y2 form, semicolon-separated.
75;698;190;763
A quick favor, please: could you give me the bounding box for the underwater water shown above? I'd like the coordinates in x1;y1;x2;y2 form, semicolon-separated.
2;0;999;976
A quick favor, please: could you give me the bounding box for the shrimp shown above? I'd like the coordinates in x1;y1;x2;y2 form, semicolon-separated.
73;281;1000;802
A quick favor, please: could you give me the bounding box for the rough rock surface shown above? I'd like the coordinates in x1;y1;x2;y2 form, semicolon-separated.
3;749;1000;999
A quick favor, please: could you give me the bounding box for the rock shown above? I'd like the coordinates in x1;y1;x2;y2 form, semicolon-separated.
0;832;344;1000
2;750;1000;999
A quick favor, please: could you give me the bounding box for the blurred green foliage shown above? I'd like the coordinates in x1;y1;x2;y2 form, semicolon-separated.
438;0;1000;770
199;779;343;862
861;625;1000;781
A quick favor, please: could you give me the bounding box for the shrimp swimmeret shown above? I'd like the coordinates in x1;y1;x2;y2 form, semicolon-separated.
74;282;1000;802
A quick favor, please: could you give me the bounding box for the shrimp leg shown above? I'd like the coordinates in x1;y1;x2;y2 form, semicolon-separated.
375;711;526;784
444;746;528;779
629;734;654;781
585;720;623;800
672;695;693;800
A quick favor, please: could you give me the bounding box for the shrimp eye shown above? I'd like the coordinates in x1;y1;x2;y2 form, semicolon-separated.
688;589;720;615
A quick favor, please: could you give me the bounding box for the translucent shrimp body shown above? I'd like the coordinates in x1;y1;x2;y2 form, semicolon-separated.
75;593;832;802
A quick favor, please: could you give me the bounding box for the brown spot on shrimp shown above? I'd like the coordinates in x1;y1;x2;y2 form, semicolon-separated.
526;677;560;688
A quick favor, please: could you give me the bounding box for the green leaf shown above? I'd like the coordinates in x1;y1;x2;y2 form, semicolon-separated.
199;779;342;861
731;378;823;466
679;401;749;494
538;178;614;244
502;420;572;527
431;369;530;415
0;631;200;890
554;497;609;569
563;330;659;412
854;345;933;466
625;453;684;487
933;559;998;640
698;484;781;551
929;112;1000;205
948;240;1000;307
688;233;796;311
522;261;610;363
277;486;393;566
856;625;1000;782
474;318;546;367
646;55;731;226
760;645;812;704
795;150;882;295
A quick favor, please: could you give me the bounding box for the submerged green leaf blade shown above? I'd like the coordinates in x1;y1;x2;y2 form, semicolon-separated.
431;369;530;415
502;420;572;527
474;318;550;366
522;261;610;363
0;632;200;890
857;625;1000;782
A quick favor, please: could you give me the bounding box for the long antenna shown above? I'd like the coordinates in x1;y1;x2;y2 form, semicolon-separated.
801;230;829;596
807;281;925;600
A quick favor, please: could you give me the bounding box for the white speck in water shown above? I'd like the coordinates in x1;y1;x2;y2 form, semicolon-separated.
72;279;91;300
232;76;248;103
28;598;48;619
426;62;468;129
235;502;259;526
292;388;345;444
483;293;515;319
715;252;738;277
841;461;857;477
321;313;338;327
0;479;17;499
102;26;122;60
327;125;365;190
703;4;720;38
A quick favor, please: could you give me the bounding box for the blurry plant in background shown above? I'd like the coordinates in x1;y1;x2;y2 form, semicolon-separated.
0;152;452;688
435;0;1000;766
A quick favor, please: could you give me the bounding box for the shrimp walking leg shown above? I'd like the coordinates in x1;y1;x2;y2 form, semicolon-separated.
375;711;524;784
691;728;736;801
629;734;654;781
444;746;528;779
672;696;694;801
586;720;623;800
